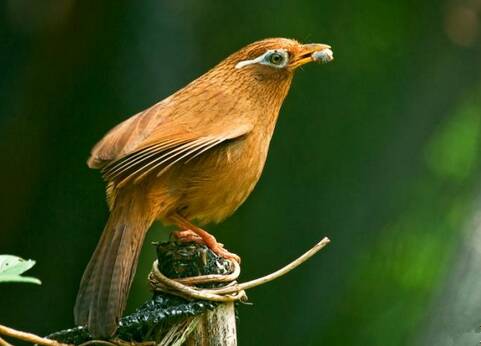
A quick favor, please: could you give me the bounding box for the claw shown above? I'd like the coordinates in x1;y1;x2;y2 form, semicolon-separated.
171;229;204;244
170;214;241;264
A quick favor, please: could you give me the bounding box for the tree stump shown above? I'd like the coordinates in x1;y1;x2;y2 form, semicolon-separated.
48;241;239;345
47;237;329;345
184;302;236;346
154;241;238;346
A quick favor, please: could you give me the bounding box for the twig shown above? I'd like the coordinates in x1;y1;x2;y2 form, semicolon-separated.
150;236;330;300
0;324;70;346
0;336;13;346
175;263;240;285
213;236;331;294
77;340;117;346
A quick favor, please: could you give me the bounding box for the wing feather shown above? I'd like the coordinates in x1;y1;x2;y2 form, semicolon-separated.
117;138;209;186
88;89;254;188
131;138;220;184
102;137;190;180
103;123;252;187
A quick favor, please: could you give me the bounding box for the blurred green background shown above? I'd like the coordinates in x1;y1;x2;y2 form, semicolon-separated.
1;1;481;345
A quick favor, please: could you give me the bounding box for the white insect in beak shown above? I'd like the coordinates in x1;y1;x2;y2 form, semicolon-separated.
312;48;334;64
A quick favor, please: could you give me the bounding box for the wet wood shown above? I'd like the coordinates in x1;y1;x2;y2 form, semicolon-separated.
185;302;237;346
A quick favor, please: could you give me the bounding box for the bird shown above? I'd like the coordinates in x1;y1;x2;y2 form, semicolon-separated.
74;37;333;337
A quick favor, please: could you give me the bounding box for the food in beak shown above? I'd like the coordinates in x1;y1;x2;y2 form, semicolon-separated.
312;48;334;64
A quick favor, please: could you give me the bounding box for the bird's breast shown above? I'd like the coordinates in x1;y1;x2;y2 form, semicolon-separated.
167;130;271;225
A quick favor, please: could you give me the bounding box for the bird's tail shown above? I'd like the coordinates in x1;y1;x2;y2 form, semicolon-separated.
74;195;155;337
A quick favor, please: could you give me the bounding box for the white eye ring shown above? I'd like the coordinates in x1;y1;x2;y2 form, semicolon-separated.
235;49;289;69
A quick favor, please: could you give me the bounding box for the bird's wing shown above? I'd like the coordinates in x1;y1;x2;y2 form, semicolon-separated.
88;87;253;187
101;122;252;188
87;100;170;170
88;87;249;170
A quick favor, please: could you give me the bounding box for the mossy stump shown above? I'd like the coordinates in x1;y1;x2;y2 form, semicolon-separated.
48;241;238;345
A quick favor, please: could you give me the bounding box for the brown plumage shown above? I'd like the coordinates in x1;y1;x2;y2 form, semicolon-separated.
74;38;333;337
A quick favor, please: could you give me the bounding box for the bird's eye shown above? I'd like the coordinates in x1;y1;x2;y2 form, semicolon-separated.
268;52;285;65
235;49;288;69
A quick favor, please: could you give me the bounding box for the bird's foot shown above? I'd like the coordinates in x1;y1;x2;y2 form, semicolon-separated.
170;214;241;263
193;231;240;263
171;229;240;263
209;244;241;264
171;229;205;244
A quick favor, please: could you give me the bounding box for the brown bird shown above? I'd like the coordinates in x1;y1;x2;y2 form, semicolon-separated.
74;38;333;337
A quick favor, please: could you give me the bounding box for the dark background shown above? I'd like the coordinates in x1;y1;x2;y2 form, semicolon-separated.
1;1;481;345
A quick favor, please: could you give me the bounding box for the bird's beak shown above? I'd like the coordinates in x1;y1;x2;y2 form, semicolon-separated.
289;43;334;69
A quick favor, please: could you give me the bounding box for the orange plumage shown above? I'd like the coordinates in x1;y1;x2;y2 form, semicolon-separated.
74;38;333;337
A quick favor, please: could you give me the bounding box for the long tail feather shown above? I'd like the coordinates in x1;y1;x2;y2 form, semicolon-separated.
74;197;154;337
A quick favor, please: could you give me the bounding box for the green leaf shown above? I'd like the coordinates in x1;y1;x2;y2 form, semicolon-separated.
0;255;41;285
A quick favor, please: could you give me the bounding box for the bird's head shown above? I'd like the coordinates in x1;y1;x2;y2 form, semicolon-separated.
191;38;334;116
223;38;333;82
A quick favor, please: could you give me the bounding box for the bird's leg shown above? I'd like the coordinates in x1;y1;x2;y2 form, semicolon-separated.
171;229;204;244
170;213;240;263
172;229;224;247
